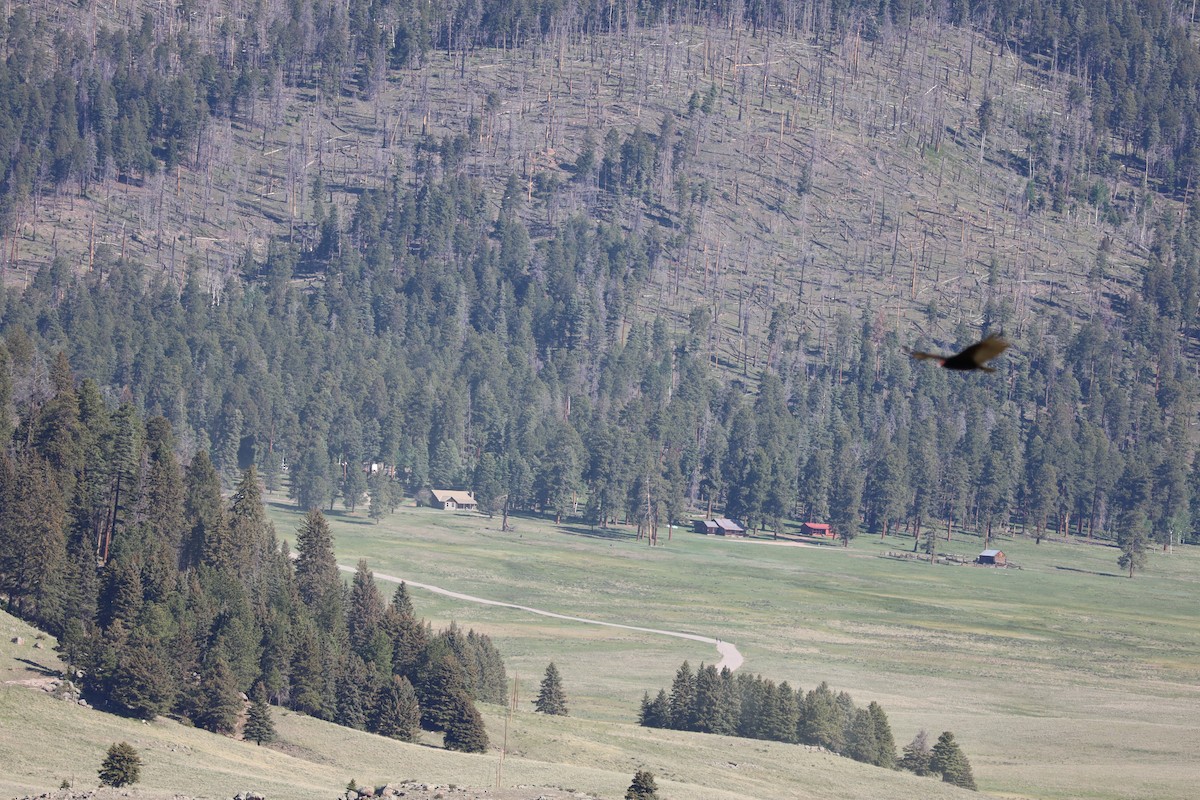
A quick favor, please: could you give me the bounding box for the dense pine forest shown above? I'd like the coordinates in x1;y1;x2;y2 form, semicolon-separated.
0;0;1199;571
0;358;502;749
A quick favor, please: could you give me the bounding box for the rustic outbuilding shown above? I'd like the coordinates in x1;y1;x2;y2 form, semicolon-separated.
801;522;834;538
977;548;1006;565
430;490;478;511
694;518;746;536
714;518;746;536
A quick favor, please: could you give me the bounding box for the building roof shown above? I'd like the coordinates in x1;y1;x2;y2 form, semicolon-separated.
802;522;831;530
714;518;744;531
431;489;477;505
979;549;1003;557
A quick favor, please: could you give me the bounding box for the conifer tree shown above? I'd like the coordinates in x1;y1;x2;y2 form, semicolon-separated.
0;341;11;444
625;769;659;800
98;742;141;787
867;701;897;768
183;451;230;571
228;466;272;581
930;730;977;790
442;692;489;753
0;453;67;628
845;707;880;766
533;662;568;715
142;416;186;577
1116;507;1150;578
108;631;177;720
667;660;696;730
693;663;737;735
799;682;843;750
382;582;428;676
294;509;343;629
899;729;933;775
415;648;470;732
348;559;385;660
769;682;800;743
639;689;670;728
244;685;276;745
371;675;422;742
195;654;242;734
367;470;391;522
290;621;332;719
335;654;373;730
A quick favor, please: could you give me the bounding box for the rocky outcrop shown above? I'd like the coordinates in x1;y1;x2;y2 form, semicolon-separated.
339;782;600;800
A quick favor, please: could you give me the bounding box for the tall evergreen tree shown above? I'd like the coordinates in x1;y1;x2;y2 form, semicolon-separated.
194;654;242;734
183;451;230;571
335;654;374;730
667;660;696;730
371;675;422;742
0;453;67;628
533;662;568;715
382;582;428;677
930;730;977;790
442;693;489;753
348;559;385;660
244;684;276;745
867;701;897;768
293;509;343;629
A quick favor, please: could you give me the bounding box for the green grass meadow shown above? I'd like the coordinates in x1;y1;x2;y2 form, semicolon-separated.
3;498;1198;800
2;601;976;800
264;498;1200;800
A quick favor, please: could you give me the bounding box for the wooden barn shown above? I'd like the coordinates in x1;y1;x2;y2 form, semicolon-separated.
977;548;1006;565
801;522;835;538
714;518;746;536
693;518;746;536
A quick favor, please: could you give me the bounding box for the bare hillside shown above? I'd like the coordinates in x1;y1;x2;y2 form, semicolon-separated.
4;7;1153;369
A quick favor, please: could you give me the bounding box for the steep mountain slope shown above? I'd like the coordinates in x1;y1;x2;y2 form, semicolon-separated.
0;1;1164;368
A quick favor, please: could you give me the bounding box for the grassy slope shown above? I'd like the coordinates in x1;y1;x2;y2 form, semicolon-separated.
262;498;1200;800
0;609;976;800
9;10;1148;364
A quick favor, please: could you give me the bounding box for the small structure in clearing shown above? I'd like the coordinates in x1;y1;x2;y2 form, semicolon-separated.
801;522;835;538
977;548;1006;565
693;518;747;536
431;489;478;511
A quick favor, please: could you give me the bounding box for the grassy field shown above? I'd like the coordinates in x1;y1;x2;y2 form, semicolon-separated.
1;606;978;800
262;496;1200;800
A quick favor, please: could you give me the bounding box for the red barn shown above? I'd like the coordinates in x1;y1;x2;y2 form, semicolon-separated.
801;522;834;538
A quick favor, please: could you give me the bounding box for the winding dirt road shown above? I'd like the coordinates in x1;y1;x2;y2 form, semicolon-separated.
338;564;744;672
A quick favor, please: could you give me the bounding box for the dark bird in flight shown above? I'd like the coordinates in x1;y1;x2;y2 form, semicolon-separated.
910;333;1010;372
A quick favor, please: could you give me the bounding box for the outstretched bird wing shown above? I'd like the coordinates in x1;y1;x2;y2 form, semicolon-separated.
958;334;1010;367
908;349;945;363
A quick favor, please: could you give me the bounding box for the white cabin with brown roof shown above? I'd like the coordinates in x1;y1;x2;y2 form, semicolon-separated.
431;489;478;511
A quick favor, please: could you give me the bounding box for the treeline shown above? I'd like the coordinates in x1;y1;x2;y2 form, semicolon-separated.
639;662;898;768
2;143;1200;566
0;374;500;751
639;661;976;789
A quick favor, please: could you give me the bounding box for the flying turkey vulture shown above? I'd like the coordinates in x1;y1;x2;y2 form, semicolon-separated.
910;333;1010;372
